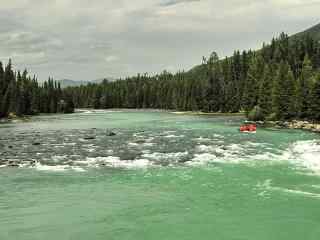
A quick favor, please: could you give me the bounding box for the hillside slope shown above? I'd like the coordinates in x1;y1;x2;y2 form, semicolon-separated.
292;22;320;41
189;22;320;75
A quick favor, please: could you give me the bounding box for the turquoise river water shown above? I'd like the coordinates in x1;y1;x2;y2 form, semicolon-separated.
0;110;320;240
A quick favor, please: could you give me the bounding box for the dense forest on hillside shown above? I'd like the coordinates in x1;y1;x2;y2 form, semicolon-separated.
66;32;320;121
0;60;74;118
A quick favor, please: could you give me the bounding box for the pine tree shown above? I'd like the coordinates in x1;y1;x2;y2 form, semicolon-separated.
286;68;297;119
204;52;221;112
0;61;4;117
0;61;4;96
0;60;74;118
258;64;273;118
0;87;11;117
272;62;297;119
310;74;320;121
296;55;313;119
242;55;264;113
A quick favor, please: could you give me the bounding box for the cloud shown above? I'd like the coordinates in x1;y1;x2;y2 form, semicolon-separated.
105;56;118;63
269;0;320;8
159;0;201;7
0;0;318;81
0;51;47;65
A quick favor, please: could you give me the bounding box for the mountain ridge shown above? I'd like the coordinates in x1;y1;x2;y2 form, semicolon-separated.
291;22;320;41
57;78;115;88
189;22;320;75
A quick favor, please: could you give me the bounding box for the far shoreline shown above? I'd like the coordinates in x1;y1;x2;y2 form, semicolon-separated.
74;108;320;134
75;108;246;116
170;111;245;116
1;109;319;134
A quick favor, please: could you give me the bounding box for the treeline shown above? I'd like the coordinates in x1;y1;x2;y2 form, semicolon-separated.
0;60;74;118
66;32;320;121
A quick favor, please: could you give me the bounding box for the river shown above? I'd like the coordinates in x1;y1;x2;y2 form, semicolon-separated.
0;110;320;240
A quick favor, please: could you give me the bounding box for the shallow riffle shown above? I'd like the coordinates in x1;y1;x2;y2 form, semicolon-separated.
1;123;320;174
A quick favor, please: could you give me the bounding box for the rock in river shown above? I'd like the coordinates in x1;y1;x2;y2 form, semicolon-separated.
84;136;96;140
106;131;116;136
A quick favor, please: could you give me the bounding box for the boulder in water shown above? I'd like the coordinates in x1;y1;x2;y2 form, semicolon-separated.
7;160;19;167
106;131;116;137
28;160;37;166
84;136;96;140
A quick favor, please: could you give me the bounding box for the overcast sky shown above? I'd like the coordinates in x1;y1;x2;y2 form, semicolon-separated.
0;0;319;81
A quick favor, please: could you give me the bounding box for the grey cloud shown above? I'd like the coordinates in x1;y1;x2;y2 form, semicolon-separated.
159;0;200;7
0;31;63;52
0;10;25;33
0;0;319;81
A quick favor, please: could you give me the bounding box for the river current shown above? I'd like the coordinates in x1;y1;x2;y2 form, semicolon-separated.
0;110;320;239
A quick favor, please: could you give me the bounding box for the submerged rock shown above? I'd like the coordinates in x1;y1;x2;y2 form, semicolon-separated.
7;160;20;167
106;131;116;136
8;163;19;167
25;160;37;166
84;136;96;140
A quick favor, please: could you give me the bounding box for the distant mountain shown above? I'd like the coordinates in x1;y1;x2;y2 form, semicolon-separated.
292;22;320;41
57;78;116;88
92;77;116;84
57;79;89;88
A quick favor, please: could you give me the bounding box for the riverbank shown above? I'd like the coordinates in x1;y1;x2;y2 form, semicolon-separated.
171;111;245;116
2;109;319;134
0;111;76;124
264;120;320;133
171;111;320;133
0;113;31;123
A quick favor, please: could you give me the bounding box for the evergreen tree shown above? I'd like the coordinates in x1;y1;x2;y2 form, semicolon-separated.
258;64;273;118
242;55;264;113
204;52;222;112
310;74;320;121
296;55;313;118
0;61;4;96
272;62;297;119
0;60;74;118
16;31;318;122
286;69;298;119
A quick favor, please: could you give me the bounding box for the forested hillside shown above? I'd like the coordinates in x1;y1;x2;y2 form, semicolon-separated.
66;30;320;121
292;23;320;41
0;60;74;118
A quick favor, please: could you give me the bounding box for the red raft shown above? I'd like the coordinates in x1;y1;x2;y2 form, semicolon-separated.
240;123;257;133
